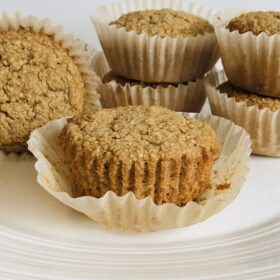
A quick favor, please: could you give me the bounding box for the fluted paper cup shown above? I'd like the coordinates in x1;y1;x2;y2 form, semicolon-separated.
213;10;280;98
27;113;251;232
206;70;280;157
93;52;206;112
0;12;101;110
90;0;219;83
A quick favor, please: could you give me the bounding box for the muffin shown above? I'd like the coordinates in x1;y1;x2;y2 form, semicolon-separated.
111;9;214;37
214;11;280;98
58;106;220;206
100;70;206;112
28;109;251;231
91;1;219;83
206;70;280;157
0;14;100;153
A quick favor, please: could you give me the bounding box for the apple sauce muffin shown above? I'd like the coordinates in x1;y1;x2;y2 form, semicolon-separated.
59;106;220;206
227;11;280;35
0;28;86;152
218;82;280;111
110;8;214;37
91;3;218;83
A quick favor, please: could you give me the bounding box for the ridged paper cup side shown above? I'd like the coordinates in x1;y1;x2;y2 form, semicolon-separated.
206;70;280;157
90;0;219;83
213;10;280;98
27;113;251;232
93;52;206;112
0;12;101;110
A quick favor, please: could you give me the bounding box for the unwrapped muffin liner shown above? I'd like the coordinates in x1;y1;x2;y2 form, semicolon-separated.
28;113;251;232
206;70;280;157
90;0;219;83
0;12;101;110
213;10;280;98
92;52;206;112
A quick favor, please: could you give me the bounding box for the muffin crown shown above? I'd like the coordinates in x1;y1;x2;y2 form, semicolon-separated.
110;8;214;38
59;106;219;162
227;11;280;36
218;81;280;112
103;71;189;88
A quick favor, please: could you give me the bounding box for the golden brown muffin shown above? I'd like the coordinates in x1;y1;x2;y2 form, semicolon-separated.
59;106;220;206
0;28;86;152
218;81;280;111
227;11;280;35
110;9;214;38
103;71;189;88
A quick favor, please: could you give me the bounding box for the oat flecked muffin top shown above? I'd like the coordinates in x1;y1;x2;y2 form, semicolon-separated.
218;81;280;111
0;28;86;152
59;106;220;205
227;11;280;35
110;9;214;38
59;106;218;162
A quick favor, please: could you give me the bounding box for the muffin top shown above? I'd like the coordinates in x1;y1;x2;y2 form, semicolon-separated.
0;28;86;149
103;71;188;88
218;81;280;111
59;106;219;162
110;9;214;38
227;11;280;35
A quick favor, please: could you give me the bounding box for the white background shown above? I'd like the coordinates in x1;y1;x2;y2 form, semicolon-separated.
1;0;280;50
0;1;280;279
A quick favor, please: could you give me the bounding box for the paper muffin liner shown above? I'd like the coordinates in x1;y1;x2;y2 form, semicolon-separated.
0;12;101;110
92;52;206;112
213;10;280;98
27;113;251;232
206;70;280;157
90;0;219;83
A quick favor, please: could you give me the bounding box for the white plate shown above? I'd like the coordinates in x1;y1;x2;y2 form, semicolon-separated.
0;136;280;279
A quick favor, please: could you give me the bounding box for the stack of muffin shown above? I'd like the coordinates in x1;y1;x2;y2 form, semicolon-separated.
91;4;220;112
206;11;280;157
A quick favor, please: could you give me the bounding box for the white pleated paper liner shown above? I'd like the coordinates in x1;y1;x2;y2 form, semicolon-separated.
213;10;280;98
206;70;280;157
27;113;251;232
0;12;101;110
90;0;219;83
92;52;207;112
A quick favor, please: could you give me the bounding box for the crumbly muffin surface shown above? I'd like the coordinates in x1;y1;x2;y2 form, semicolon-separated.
0;28;86;152
218;81;280;111
227;11;280;35
110;9;214;37
103;71;188;88
59;106;219;205
60;106;217;161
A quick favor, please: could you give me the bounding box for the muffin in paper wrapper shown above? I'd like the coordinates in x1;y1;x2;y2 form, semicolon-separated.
92;52;206;112
27;113;251;232
206;70;280;157
213;10;280;98
90;0;219;83
0;12;101;110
